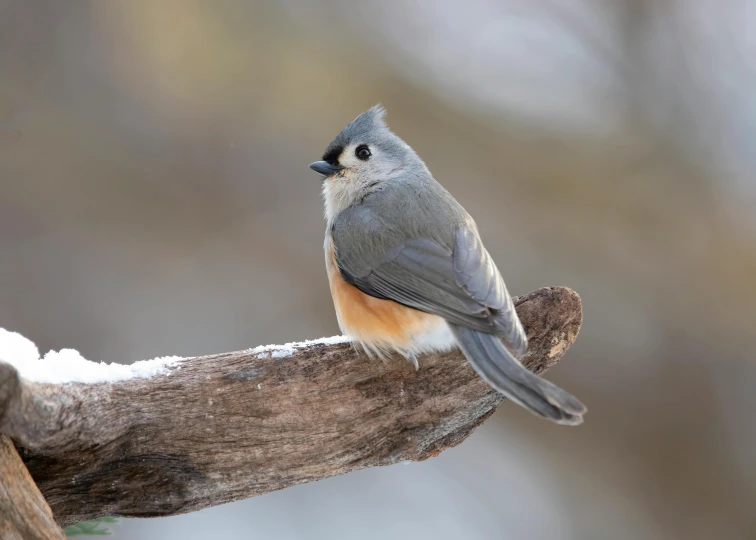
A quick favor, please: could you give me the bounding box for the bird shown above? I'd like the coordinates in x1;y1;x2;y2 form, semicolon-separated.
309;105;586;425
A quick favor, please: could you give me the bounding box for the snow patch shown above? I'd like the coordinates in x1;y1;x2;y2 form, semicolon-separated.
0;328;351;384
0;328;184;384
248;335;351;359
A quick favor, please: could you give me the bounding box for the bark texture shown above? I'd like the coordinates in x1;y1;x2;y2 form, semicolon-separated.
0;286;583;527
0;435;66;539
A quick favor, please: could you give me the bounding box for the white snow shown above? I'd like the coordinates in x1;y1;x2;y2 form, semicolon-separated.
0;327;351;384
248;335;351;359
0;327;184;384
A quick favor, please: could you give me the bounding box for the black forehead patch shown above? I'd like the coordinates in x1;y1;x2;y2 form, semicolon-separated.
320;105;388;164
322;144;344;165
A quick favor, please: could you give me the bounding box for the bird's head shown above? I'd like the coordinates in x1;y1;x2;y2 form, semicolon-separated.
310;105;426;219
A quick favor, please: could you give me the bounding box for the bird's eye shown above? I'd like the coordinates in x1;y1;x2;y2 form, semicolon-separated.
355;145;371;160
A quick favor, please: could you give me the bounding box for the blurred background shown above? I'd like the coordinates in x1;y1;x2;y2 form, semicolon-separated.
1;1;755;539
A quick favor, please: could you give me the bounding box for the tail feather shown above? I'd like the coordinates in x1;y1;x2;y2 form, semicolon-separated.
449;324;586;425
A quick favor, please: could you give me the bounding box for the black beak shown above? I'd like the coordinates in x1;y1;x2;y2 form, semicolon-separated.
309;161;344;177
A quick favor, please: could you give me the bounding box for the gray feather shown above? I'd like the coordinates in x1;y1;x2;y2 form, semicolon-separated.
332;181;527;354
450;325;586;425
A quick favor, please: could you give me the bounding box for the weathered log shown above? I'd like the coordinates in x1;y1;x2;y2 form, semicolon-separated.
0;286;583;527
0;435;66;539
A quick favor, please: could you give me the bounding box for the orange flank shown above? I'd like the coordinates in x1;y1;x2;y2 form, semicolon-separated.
325;236;443;353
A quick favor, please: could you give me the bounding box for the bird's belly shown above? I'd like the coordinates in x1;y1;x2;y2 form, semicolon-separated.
325;237;456;356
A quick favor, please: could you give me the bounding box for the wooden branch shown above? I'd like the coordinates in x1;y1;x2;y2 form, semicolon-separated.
0;286;582;527
0;435;66;539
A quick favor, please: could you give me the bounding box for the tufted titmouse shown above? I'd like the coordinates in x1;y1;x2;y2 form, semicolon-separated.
310;105;586;425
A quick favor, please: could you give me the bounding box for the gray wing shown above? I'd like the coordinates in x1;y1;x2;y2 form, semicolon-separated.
333;212;527;356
